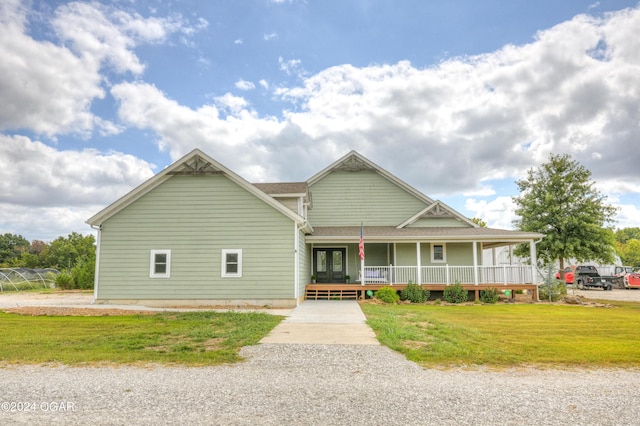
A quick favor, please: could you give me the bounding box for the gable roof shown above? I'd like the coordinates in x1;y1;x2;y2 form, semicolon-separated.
397;201;479;228
306;151;435;205
253;182;308;196
86;149;310;230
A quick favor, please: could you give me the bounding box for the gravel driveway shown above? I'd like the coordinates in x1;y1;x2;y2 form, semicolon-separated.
1;291;639;425
2;346;640;426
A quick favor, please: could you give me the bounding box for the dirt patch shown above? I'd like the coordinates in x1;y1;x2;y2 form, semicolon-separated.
1;307;160;316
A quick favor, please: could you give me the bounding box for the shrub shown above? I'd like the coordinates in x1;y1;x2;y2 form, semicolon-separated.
539;262;567;302
539;281;567;302
443;282;468;304
400;282;430;303
54;271;74;290
71;258;95;289
375;286;400;304
480;287;500;304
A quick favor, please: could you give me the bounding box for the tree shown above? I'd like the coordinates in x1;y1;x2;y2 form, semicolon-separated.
44;232;95;271
0;233;30;266
615;227;640;244
617;239;640;267
470;217;487;227
512;153;617;277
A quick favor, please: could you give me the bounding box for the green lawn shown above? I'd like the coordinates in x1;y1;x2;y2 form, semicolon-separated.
361;301;640;368
0;311;283;365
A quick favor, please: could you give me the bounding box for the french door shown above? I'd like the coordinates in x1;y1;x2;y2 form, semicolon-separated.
313;248;346;283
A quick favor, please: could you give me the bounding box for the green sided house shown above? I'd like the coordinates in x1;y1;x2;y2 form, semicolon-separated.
87;149;543;308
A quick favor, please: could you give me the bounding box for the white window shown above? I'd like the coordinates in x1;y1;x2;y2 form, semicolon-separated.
222;249;242;278
150;249;171;278
431;243;446;263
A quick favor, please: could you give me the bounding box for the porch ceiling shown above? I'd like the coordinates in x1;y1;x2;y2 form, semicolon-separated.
306;226;543;245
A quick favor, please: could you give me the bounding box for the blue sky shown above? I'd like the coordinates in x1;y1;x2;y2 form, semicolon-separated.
1;0;640;241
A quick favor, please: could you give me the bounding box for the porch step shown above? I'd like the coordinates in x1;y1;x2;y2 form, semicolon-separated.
305;288;359;301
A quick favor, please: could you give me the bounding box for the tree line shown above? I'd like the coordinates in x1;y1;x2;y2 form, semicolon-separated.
0;232;95;289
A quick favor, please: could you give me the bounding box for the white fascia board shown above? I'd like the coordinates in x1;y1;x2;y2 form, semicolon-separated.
397;201;479;229
86;149;307;227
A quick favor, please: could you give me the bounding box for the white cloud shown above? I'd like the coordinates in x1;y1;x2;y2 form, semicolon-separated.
263;32;277;41
0;135;156;241
278;56;305;76
108;5;640;227
110;82;286;180
0;135;155;207
0;0;204;138
465;197;517;230
614;203;640;229
235;79;256;91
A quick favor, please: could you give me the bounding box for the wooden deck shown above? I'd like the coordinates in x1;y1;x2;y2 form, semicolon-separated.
305;283;538;301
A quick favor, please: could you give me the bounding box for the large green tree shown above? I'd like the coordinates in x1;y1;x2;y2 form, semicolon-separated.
44;232;95;271
614;227;640;244
0;233;30;266
512;153;617;276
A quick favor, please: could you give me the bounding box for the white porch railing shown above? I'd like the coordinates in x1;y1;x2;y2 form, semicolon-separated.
359;265;536;285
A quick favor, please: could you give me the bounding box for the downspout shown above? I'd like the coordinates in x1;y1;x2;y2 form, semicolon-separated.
90;224;101;303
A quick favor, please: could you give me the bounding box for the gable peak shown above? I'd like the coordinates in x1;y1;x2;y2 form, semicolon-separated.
333;152;375;173
169;153;224;175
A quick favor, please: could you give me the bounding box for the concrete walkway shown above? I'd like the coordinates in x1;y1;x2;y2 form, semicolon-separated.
260;300;379;345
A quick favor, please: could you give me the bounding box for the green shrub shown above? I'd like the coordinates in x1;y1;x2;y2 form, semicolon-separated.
71;258;95;289
375;286;400;304
54;271;74;290
400;282;430;303
539;281;567;302
539;263;567;302
443;282;468;304
479;287;500;304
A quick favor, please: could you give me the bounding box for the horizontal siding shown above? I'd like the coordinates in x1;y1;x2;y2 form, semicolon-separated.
97;175;295;300
308;170;427;226
274;197;300;214
420;242;474;266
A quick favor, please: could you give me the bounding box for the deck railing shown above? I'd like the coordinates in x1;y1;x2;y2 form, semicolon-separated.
359;265;537;285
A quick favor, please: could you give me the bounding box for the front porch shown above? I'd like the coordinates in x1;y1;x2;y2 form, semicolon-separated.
305;265;540;301
305;283;538;301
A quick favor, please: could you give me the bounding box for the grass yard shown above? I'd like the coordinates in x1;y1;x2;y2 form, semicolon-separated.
361;301;640;368
0;311;283;366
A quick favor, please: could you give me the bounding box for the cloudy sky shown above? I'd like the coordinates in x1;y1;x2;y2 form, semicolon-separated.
1;0;640;241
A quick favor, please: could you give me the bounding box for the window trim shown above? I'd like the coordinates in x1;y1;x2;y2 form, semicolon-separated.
431;243;446;263
221;249;243;278
150;249;171;278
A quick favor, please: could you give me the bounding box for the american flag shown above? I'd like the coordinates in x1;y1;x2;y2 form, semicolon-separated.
358;224;365;261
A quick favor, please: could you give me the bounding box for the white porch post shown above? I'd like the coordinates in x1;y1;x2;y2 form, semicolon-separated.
416;242;422;284
473;241;479;285
529;239;537;284
294;224;299;303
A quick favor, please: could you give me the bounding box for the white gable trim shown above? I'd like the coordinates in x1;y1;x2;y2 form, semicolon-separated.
86;149;309;229
397;201;478;229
